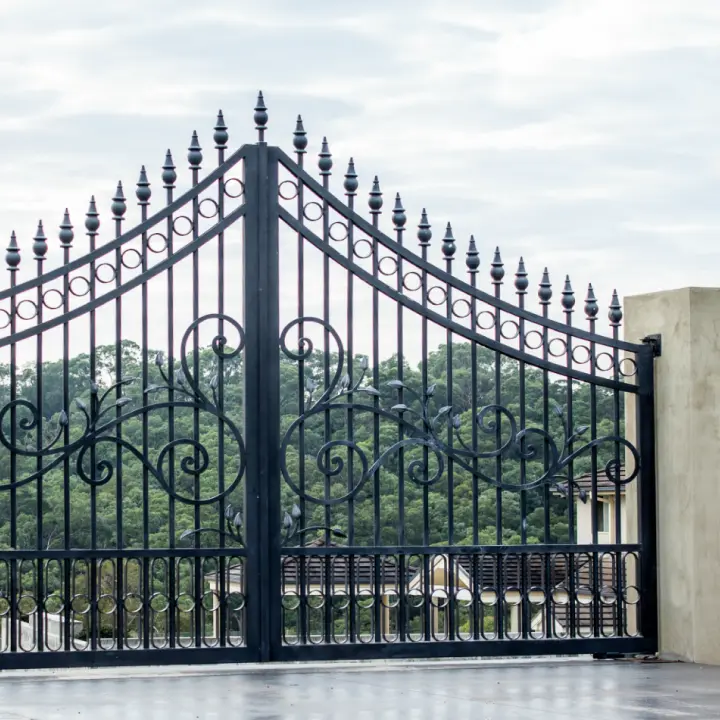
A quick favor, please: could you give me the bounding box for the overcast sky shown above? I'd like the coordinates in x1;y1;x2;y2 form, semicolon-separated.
1;0;719;362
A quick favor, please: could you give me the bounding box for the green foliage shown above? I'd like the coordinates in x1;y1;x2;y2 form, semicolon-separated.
0;339;624;555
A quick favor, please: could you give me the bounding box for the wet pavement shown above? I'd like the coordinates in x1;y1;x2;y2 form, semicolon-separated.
0;659;718;719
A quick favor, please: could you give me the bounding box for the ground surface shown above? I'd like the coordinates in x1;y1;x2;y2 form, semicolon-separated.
0;659;717;719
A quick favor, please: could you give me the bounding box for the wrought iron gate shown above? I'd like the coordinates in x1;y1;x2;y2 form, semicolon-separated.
0;93;657;668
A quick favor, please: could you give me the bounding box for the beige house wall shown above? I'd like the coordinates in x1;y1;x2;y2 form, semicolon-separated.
625;287;720;665
575;493;625;545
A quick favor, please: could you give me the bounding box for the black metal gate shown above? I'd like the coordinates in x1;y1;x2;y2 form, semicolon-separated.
0;94;657;668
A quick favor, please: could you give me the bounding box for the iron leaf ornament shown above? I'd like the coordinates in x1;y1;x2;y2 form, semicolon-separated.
0;315;247;509
279;317;639;508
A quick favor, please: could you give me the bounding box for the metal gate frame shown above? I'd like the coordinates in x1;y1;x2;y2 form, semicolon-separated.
0;93;658;668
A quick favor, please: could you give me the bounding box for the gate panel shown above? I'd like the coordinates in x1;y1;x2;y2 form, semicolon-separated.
271;123;657;660
0;93;657;668
0;116;257;668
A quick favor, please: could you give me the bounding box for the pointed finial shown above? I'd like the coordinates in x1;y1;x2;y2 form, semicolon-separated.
368;176;383;214
188;131;203;169
59;209;74;248
343;158;358;196
561;275;575;312
539;268;552;305
466;235;480;273
417;209;432;247
85;196;100;234
392;193;406;230
490;247;504;284
608;290;623;326
136;166;151;205
584;283;598;319
514;257;528;294
162;150;177;189
33;221;47;260
254;91;268;141
6;231;20;271
293;115;308;154
214;111;228;149
111;182;127;220
442;223;456;259
318;137;332;176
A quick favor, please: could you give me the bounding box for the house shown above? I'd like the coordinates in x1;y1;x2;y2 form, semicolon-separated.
206;543;578;641
531;469;633;637
572;469;627;545
205;471;633;642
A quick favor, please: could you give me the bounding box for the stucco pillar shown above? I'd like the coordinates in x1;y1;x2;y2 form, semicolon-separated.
624;287;720;665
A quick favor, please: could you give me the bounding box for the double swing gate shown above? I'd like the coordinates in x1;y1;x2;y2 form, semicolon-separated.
0;93;657;668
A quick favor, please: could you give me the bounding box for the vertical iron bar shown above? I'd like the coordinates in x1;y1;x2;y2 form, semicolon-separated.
86;201;99;651
442;225;455;641
585;285;600;636
214;117;228;648
163;155;177;648
296;148;308;646
418;212;431;643
515;260;529;638
61;226;71;652
243;138;281;661
113;186;125;651
320;142;332;645
468;240;479;640
393;196;406;642
637;341;658;646
8;249;17;654
563;280;576;638
343;159;357;643
263;145;282;661
369;179;382;643
492;253;504;639
30;227;54;651
189;136;202;649
138;171;151;650
494;280;502;547
611;300;623;636
540;271;552;636
243;144;263;659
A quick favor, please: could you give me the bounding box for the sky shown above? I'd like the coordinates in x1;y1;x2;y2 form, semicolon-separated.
1;0;720;365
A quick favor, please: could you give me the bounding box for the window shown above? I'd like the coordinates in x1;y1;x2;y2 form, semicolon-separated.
595;500;610;533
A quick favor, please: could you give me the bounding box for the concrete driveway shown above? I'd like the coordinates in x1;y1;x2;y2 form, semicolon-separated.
0;659;716;719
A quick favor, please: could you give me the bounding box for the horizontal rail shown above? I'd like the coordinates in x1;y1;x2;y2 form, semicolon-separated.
0;548;247;560
279;209;639;393
276;637;655;662
0;637;654;669
281;544;641;556
275;147;644;354
0;647;257;669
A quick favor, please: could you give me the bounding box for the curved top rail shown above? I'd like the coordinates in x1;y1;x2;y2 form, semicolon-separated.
274;147;643;354
279;205;639;393
0;145;251;302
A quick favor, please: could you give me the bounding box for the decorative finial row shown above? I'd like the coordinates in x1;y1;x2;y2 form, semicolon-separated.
1;92;625;334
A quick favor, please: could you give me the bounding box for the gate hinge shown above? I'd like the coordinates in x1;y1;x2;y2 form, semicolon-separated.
642;333;662;358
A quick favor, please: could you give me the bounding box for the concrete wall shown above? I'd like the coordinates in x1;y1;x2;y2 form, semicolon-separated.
624;287;720;665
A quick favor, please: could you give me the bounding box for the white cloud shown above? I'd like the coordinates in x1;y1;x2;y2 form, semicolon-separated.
0;0;719;362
